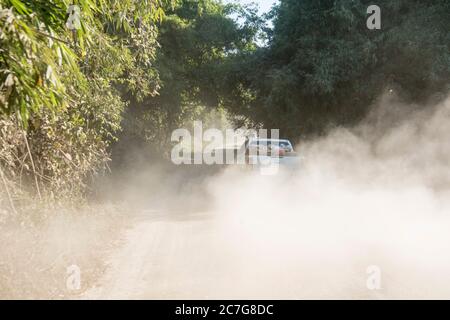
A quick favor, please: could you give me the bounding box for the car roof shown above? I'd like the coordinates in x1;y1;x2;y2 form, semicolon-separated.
249;138;291;143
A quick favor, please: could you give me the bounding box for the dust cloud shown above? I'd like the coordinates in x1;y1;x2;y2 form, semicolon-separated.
4;95;450;299
193;94;450;299
90;94;450;299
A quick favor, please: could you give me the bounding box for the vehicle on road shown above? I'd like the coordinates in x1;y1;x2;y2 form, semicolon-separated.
240;138;300;170
241;138;295;157
209;137;301;172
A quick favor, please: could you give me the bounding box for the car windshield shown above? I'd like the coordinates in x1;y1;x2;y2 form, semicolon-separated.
250;140;291;148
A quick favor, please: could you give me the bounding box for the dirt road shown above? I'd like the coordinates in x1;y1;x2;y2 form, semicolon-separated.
82;208;398;299
83;210;235;299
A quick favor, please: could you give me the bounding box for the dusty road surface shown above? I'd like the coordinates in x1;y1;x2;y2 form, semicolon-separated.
82;167;450;299
83;210;238;299
81;207;415;300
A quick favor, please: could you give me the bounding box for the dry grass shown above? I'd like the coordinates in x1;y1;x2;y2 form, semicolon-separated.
0;202;129;299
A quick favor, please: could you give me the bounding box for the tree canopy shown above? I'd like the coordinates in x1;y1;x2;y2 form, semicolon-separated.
222;0;450;137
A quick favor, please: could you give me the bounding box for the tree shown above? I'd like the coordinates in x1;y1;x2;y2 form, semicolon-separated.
113;0;260;163
225;0;450;138
0;0;164;198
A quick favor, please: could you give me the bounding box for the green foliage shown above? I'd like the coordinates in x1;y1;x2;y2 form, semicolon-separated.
115;0;260;159
0;0;164;123
225;0;450;137
0;0;164;199
0;2;78;123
